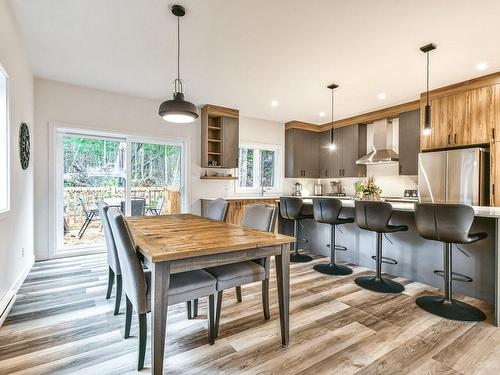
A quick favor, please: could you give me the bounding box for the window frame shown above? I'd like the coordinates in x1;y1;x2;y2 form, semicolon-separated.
0;63;10;221
235;142;281;195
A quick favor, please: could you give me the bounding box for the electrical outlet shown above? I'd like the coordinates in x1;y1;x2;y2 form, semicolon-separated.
21;247;24;257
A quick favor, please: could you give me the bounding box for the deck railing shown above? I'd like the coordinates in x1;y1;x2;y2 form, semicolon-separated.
64;186;181;227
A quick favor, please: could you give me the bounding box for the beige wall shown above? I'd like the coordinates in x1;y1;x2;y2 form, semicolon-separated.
0;0;34;322
34;78;284;260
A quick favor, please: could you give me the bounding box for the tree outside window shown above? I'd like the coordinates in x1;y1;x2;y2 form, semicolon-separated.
237;145;279;193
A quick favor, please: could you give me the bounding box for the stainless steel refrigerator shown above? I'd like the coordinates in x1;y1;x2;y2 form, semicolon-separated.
418;147;489;205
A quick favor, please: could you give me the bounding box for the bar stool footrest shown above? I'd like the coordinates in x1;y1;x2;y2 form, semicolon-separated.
416;295;485;322
371;255;398;265
433;270;473;283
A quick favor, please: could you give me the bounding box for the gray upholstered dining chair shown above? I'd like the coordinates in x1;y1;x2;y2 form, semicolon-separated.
121;198;146;217
106;207;217;371
199;203;278;338
98;201;122;316
204;198;229;221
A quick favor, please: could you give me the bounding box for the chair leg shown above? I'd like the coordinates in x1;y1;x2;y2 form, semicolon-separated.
215;290;223;338
187;300;192;319
313;225;352;276
106;267;115;299
137;313;147;371
235;286;242;303
114;275;122;315
262;278;270;319
124;296;132;339
207;294;215;345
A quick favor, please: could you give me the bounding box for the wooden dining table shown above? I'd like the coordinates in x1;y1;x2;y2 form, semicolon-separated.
126;213;296;375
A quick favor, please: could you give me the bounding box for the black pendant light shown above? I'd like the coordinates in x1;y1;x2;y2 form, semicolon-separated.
159;4;198;123
327;83;339;151
420;43;437;135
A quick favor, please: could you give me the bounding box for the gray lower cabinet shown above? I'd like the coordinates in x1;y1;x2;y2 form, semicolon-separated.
398;109;420;175
285;128;319;178
318;124;366;178
221;116;239;168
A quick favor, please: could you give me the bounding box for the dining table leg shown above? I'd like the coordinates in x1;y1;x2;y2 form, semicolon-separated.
275;243;290;347
151;261;170;375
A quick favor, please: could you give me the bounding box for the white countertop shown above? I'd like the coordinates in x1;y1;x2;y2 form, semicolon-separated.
200;196;280;201
281;196;500;219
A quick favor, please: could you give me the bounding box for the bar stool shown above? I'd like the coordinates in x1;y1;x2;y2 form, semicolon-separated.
279;197;313;263
414;203;487;322
354;201;408;293
312;198;354;275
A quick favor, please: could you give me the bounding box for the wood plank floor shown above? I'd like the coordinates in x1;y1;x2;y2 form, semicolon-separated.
0;253;498;374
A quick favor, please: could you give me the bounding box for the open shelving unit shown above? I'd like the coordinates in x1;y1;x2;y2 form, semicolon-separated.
201;104;239;169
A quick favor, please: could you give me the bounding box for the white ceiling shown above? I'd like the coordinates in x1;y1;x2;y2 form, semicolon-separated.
8;0;500;124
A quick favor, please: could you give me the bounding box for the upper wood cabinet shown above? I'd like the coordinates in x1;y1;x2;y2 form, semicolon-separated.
201;105;239;168
421;86;496;150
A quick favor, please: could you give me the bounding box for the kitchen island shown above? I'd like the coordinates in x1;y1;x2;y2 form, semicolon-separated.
278;196;500;325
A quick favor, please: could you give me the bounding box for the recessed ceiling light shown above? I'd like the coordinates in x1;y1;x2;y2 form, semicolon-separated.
270;100;279;107
377;92;387;100
477;62;488;71
319;111;326;117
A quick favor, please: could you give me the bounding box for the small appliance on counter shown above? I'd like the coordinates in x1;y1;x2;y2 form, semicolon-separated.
330;180;343;195
314;184;323;196
292;182;302;196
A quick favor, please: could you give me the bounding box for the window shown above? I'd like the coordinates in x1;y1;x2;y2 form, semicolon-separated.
0;64;9;216
237;144;280;193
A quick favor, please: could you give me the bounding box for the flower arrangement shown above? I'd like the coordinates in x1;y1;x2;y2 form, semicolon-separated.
354;177;382;201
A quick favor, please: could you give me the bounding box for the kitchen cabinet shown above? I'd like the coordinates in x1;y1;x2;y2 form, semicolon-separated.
221;116;239;168
398;109;420;175
421;86;495;150
319;130;331;178
285;128;319;178
201;105;239;168
317;124;366;178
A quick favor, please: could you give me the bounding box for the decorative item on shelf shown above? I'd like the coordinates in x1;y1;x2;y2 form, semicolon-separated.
354;177;382;201
208;160;218;167
19;122;30;170
158;5;198;123
420;43;437;136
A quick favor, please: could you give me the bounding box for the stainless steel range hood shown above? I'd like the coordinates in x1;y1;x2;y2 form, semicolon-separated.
356;119;399;165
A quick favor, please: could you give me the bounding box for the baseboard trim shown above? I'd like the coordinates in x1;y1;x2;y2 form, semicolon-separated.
0;258;34;327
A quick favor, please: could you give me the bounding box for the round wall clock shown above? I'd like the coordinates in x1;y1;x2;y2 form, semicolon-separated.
19;122;30;170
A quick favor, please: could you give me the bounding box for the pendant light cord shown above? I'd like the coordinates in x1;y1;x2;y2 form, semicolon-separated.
426;52;430;106
177;15;180;82
330;87;335;143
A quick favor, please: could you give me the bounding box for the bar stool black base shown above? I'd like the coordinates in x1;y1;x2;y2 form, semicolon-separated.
290;252;313;263
355;276;404;294
313;263;353;276
416;295;486;322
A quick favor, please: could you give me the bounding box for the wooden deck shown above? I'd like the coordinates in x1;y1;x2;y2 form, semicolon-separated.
0;253;498;374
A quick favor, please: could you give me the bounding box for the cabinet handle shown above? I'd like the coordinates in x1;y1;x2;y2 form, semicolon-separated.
343;169;345;176
492;128;496;142
339;169;341;176
447;134;451;145
399;165;402;174
454;133;457;144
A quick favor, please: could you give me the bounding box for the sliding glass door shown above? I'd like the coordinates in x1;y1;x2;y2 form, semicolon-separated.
55;130;185;255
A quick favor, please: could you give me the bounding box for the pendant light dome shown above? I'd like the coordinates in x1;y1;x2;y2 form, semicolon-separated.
159;4;198;123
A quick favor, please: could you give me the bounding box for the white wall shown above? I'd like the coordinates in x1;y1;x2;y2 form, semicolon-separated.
0;0;34;323
33;79;284;260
